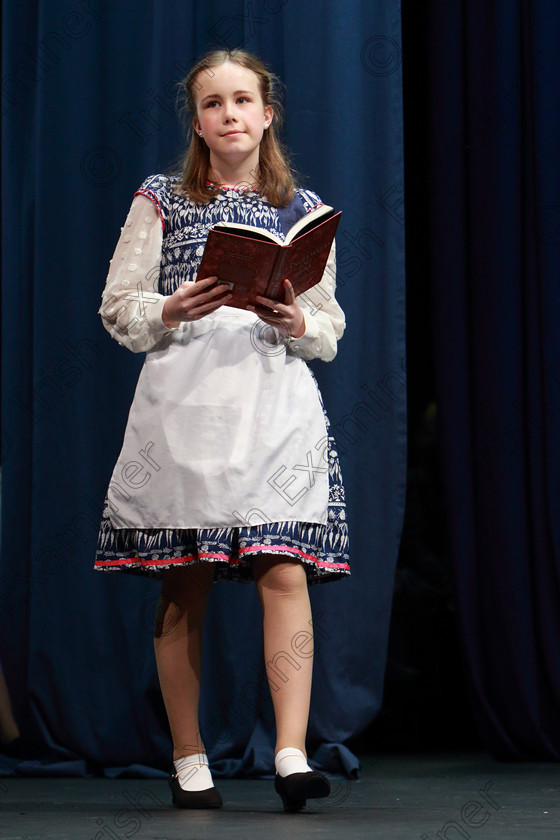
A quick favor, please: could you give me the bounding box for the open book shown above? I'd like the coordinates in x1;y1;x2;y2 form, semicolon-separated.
196;204;341;308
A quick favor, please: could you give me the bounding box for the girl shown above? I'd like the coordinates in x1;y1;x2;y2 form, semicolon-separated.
95;49;350;812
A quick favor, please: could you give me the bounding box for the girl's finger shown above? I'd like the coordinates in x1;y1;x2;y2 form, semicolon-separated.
181;276;217;291
282;278;295;302
194;275;218;285
190;289;232;307
250;308;290;333
187;284;231;306
187;295;232;318
254;295;283;312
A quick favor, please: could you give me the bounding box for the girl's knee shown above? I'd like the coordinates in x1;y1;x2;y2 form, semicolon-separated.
252;556;307;595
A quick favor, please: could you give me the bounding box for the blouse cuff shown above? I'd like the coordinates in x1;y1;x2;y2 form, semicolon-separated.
286;313;320;348
146;296;176;335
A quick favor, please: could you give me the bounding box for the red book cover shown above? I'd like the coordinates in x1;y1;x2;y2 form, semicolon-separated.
197;210;341;309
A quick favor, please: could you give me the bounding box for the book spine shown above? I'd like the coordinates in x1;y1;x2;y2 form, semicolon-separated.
267;248;290;299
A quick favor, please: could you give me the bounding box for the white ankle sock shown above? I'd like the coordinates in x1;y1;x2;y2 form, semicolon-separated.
274;747;312;777
174;753;214;792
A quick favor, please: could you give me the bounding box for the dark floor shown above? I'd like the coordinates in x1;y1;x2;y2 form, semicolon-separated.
0;753;558;839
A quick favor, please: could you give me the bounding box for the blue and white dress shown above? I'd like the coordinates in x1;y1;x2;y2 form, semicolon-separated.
94;174;350;584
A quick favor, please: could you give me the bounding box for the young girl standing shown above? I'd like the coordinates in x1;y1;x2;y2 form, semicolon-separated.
95;49;350;812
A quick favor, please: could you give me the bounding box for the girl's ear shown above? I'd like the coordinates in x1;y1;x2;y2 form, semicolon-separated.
192;116;201;135
264;105;274;128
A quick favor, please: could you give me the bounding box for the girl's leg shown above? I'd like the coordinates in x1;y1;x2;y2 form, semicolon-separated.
153;563;214;760
252;556;312;755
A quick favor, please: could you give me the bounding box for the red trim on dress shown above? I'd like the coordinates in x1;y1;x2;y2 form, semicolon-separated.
238;544;350;570
134;188;165;230
94;551;237;568
95;554;198;567
94;545;349;572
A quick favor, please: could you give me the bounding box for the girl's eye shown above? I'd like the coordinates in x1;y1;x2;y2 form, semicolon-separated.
206;100;219;108
237;96;250;104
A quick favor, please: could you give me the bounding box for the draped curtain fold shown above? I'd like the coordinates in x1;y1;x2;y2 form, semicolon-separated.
1;0;406;776
429;0;560;759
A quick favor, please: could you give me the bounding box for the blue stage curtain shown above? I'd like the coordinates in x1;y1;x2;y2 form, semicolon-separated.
1;0;405;776
428;1;560;758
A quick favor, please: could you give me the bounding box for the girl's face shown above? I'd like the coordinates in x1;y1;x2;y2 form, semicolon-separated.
192;61;273;172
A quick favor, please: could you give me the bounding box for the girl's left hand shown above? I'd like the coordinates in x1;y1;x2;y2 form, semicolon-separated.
248;278;305;339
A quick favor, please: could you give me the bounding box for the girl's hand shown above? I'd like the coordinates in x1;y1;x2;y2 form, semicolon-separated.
249;278;305;339
162;276;232;327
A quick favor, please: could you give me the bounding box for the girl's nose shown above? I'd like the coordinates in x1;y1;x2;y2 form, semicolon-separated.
223;100;237;123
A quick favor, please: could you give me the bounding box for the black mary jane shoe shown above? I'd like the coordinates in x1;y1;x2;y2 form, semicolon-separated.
274;770;331;812
168;773;223;809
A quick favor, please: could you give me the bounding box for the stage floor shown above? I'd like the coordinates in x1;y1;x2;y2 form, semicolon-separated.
0;752;557;839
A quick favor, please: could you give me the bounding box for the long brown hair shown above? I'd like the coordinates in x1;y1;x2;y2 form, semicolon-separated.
176;49;296;207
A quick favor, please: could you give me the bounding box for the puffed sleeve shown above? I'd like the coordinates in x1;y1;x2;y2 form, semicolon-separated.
286;241;345;362
98;194;176;353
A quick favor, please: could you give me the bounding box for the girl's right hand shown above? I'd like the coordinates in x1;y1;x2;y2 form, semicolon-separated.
162;276;232;327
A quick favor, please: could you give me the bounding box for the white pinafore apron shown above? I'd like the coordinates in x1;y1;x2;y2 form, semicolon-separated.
107;307;329;530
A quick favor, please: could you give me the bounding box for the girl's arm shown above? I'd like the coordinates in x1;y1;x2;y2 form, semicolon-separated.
98;195;174;353
287;241;345;362
253;242;345;363
99;195;231;350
